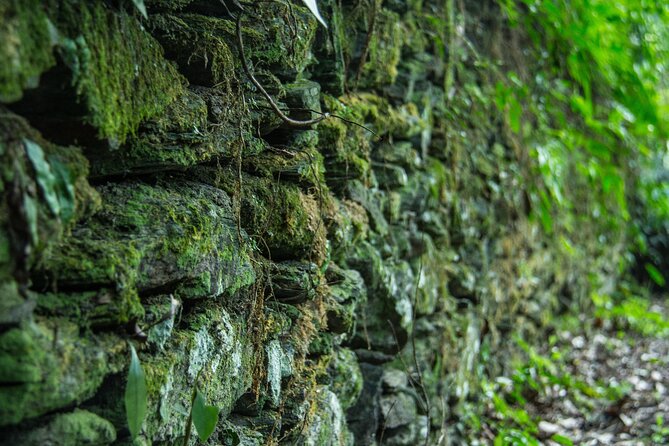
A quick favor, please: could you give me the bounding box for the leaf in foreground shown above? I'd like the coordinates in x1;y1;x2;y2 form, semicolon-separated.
192;389;220;442
125;344;147;439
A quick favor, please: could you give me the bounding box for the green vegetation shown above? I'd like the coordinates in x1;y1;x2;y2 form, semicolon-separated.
478;337;629;445
1;0;668;444
496;0;669;271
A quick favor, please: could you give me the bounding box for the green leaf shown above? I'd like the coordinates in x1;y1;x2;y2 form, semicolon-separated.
23;139;60;216
192;389;219;442
131;0;148;19
645;263;666;287
551;434;574;446
125;344;147;439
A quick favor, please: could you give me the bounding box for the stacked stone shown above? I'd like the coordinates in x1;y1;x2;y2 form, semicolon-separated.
0;0;622;445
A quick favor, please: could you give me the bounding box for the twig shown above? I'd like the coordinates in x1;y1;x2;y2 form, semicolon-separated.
378;398;398;445
236;12;330;128
354;0;379;88
182;369;203;446
258;105;379;136
410;255;431;446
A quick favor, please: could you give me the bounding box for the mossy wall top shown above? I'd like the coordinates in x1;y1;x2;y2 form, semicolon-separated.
0;1;622;445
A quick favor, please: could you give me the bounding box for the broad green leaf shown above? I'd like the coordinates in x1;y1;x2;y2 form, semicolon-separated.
23;139;60;216
125;344;147;439
645;263;666;287
132;0;148;19
300;0;327;28
192;389;219;442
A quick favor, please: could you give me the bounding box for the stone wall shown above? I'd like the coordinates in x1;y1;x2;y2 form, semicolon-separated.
0;1;622;444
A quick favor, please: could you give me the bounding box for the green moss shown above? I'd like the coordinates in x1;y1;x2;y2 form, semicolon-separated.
319;96;372;188
0;110;100;276
342;93;427;138
41;181;255;323
151;3;317;83
4;409;116;445
0;321;119;426
329;348;363;410
328;198;369;262
146;0;195;11
358;8;403;88
87;88;227;176
140;306;254;439
149;13;238;86
210;169;327;262
53;0;185;143
246;145;326;188
0;0;56;103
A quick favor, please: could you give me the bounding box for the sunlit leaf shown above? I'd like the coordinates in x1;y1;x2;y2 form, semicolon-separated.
132;0;148;19
301;0;327;28
192;389;219;442
125;344;147;439
645;263;666;287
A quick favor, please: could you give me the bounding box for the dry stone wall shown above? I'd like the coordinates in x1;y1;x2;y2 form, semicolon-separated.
0;0;621;445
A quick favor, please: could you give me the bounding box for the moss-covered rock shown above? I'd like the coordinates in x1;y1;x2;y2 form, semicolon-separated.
0;320;121;426
150;2;317;84
297;386;353;446
329;348;363;410
38;180;255;323
51;0;186;143
207;169;327;262
324;264;366;337
0;0;57;103
0;109;99;285
4;409;116;446
138;305;255;442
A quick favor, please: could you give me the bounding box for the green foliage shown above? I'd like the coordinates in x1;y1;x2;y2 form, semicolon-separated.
494;428;539;446
644;263;666;287
125;344;148;440
653;414;669;444
496;0;669;243
592;292;669;337
192;389;220;443
480;337;629;445
24;139;61;217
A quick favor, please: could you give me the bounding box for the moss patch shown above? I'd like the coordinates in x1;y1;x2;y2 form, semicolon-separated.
0;320;121;426
53;0;185;143
40;180;255;323
0;0;56;103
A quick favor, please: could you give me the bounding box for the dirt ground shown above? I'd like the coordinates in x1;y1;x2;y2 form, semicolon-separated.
477;299;669;446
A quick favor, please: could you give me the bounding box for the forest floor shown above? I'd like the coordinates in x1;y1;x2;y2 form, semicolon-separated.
474;296;669;445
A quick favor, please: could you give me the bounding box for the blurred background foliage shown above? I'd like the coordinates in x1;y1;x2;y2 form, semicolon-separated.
495;0;669;289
